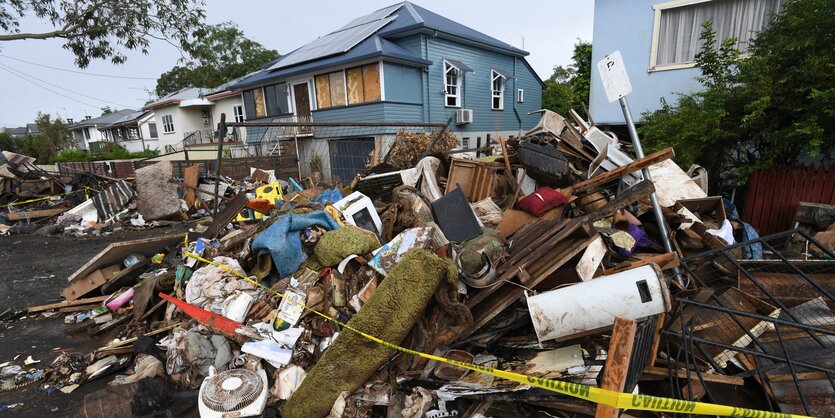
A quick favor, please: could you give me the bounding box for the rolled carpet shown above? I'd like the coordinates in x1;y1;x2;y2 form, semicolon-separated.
281;248;457;418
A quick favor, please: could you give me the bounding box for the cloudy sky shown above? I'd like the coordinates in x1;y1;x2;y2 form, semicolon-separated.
0;0;593;128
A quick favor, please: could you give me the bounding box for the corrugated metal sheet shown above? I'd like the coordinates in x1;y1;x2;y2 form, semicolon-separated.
92;180;135;221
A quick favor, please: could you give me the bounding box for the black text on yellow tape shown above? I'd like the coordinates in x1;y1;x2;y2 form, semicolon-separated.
183;252;813;418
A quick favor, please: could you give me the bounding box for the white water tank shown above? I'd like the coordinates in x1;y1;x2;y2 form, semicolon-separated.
527;264;671;343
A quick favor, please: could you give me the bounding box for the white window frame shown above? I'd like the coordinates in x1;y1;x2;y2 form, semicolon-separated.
233;105;245;123
161;114;175;134
517;88;524;103
649;0;780;72
83;127;90;140
443;60;462;108
491;70;505;110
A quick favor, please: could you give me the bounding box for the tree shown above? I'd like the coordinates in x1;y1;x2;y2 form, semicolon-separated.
100;106;113;115
640;0;834;187
541;40;592;116
0;0;206;68
32;113;71;162
155;22;279;97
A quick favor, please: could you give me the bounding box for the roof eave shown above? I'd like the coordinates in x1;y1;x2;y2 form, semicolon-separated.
381;26;529;57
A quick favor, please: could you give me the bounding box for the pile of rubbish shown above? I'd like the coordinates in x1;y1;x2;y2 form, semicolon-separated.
3;110;834;417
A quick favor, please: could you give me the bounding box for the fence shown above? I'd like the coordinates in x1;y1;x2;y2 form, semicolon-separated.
56;150;299;181
232;120;450;184
741;164;835;235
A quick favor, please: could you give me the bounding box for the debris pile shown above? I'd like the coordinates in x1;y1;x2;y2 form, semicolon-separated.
3;111;834;417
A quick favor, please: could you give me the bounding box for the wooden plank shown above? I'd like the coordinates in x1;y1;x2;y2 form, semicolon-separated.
183;164;200;207
63;265;121;301
648;313;665;367
329;71;346;106
571;148;674;193
346;66;364;105
315;74;331;108
27;295;109;313
595;317;637;418
7;207;69;221
65;235;184;283
362;63;381;102
641;366;745;385
602;252;679;276
254;87;266;117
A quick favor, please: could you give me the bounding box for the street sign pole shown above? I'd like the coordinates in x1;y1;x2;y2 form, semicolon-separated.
598;51;683;284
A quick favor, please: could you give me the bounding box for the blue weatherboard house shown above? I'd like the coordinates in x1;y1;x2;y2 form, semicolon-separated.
230;1;543;181
589;0;782;126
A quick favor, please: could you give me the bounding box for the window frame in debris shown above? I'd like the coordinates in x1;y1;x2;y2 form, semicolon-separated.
161;114;175;134
491;69;505;110
649;0;783;72
444;60;462;108
233;105;245;123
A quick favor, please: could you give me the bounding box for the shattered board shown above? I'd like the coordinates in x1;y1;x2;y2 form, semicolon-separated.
648;159;706;207
135;161;181;221
92;180;135;222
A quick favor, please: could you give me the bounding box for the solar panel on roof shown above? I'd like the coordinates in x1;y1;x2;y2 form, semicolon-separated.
337;3;400;31
270;15;396;70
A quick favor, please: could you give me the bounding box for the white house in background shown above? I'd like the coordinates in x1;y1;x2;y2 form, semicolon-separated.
206;85;247;143
143;87;213;152
68;109;136;151
99;110;160;153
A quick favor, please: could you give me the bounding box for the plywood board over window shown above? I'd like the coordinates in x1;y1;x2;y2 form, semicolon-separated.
315;74;332;109
362;64;381;102
329;72;346;106
346;67;365;105
254;88;266;117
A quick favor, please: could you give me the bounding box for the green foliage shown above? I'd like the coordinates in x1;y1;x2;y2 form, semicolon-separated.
33;113;71;163
155;22;279;97
52;148;91;162
0;0;206;68
640;0;835;186
0;131;16;152
541;40;592;116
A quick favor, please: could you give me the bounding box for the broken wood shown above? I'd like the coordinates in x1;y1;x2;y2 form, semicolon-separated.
498;137;517;192
641;366;745;385
28;295;109;313
595;317;637;418
7;206;69;221
572;147;674;194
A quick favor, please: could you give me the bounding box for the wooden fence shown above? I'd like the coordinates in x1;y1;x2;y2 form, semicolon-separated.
57;145;299;181
741;164;835;235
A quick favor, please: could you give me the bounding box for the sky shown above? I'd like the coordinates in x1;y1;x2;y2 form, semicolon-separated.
0;0;593;128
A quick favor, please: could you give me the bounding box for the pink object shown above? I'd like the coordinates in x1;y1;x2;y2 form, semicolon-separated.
105;288;135;311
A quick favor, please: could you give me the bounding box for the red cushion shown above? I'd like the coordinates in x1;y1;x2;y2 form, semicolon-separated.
515;188;569;217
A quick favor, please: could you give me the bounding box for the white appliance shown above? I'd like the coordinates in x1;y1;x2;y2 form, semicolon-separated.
198;367;268;417
456;108;473;124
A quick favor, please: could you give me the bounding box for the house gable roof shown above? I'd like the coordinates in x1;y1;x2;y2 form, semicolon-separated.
70;109;137;128
143;87;210;110
231;1;529;90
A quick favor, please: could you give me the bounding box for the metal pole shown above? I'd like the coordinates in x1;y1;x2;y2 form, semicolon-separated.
213;113;228;218
618;96;684;284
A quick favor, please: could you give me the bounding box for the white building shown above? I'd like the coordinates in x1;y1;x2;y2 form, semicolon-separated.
99;110;160;153
68;109;135;151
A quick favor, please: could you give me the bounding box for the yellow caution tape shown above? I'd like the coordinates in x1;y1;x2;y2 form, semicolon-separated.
184;252;813;418
0;187;92;208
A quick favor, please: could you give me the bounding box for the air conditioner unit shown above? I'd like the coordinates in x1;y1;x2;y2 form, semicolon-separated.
456;109;473;125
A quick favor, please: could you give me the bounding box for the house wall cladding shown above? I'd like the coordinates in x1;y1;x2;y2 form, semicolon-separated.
419;35;542;133
741;164;835;235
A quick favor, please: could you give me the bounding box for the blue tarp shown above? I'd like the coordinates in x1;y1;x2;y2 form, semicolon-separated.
251;211;340;277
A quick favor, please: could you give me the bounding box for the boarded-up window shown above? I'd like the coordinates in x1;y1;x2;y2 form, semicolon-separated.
315;63;381;109
253;88;266;117
315;74;332;109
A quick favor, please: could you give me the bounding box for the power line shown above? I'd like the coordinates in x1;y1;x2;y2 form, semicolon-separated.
0;64;103;109
0;61;138;108
0;53;158;80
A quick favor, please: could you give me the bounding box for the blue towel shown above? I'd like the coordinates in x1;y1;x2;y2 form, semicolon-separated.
311;188;344;204
251;211;340;278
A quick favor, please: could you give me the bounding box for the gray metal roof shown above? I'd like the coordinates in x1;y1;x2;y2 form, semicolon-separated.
143;87;210;109
70;109;137;128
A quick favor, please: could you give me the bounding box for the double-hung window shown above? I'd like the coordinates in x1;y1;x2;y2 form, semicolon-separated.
233;105;245;123
650;0;782;70
162;114;174;133
491;70;505;110
444;60;462;107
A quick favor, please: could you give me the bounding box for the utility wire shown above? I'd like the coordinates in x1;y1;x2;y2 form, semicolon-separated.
0;61;138;108
0;53;158;80
0;64;102;109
